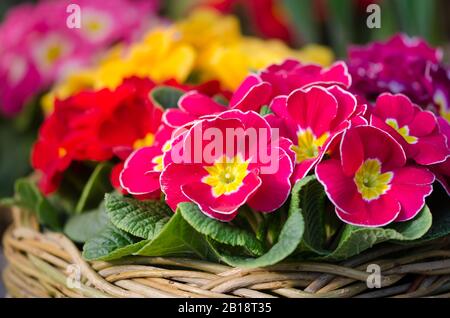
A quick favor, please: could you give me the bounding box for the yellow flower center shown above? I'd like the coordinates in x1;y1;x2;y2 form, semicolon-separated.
152;155;164;172
133;133;155;150
354;159;393;201
46;45;63;64
291;128;329;163
202;155;250;197
386;118;418;144
87;20;103;33
434;91;450;123
58;147;67;158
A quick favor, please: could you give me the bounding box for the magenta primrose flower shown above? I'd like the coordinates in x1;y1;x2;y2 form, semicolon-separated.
431;118;450;195
348;34;442;105
0;0;159;116
260;59;352;95
428;64;450;123
267;85;366;182
163;73;273;128
120;125;173;196
370;93;449;166
160;110;294;221
316;125;435;227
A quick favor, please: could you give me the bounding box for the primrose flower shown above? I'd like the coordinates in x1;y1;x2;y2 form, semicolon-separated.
260;59;352;95
370;93;449;165
267;85;364;182
202;0;295;44
160;110;294;221
316;125;435;227
201;38;333;90
0;0;158;116
428;64;450;123
31;107;89;194
32;77;166;194
347;33;442;106
431;118;450;195
179;9;333;90
119;124;173;197
163;73;272;128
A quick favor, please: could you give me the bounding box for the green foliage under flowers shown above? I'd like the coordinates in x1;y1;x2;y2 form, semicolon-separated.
12;178;64;231
150;86;185;109
4;176;449;268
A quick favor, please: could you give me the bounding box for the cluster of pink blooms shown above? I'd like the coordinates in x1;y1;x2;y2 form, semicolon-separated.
0;0;158;116
120;34;450;227
348;34;450;122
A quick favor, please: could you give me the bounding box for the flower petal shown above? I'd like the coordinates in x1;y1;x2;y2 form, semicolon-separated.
182;171;262;221
229;74;272;112
247;147;293;212
119;146;162;195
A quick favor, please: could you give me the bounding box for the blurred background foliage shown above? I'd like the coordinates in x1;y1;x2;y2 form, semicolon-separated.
0;0;449;197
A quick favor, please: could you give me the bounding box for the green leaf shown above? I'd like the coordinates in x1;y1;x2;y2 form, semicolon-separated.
14;178;41;211
282;0;319;44
0;120;34;198
419;187;450;242
178;202;265;256
82;223;147;261
211;177;313;268
319;206;433;261
150;86;185;109
14;178;63;231
296;178;329;255
64;205;109;243
0;197;17;208
213;94;228;106
136;212;214;259
326;0;354;57
105;193;171;240
36;197;63;231
75;162;113;214
259;105;272;116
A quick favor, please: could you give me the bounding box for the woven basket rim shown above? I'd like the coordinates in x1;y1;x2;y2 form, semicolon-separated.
2;206;450;298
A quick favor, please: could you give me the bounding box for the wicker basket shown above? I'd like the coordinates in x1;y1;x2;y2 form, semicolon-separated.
2;207;450;298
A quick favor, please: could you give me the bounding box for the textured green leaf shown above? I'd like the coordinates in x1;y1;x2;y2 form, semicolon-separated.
75;163;113;214
64;205;109;243
136;212;214;259
296;178;329;255
150;86;185;109
211;177;313;268
105;193;171;240
319;206;432;261
82;224;148;261
178;202;265;256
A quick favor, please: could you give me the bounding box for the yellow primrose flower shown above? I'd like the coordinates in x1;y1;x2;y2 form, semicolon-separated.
94;28;196;89
201;37;334;90
43;28;196;114
176;9;241;51
42;9;334;113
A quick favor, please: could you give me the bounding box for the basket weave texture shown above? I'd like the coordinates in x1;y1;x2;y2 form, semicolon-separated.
2;207;450;298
